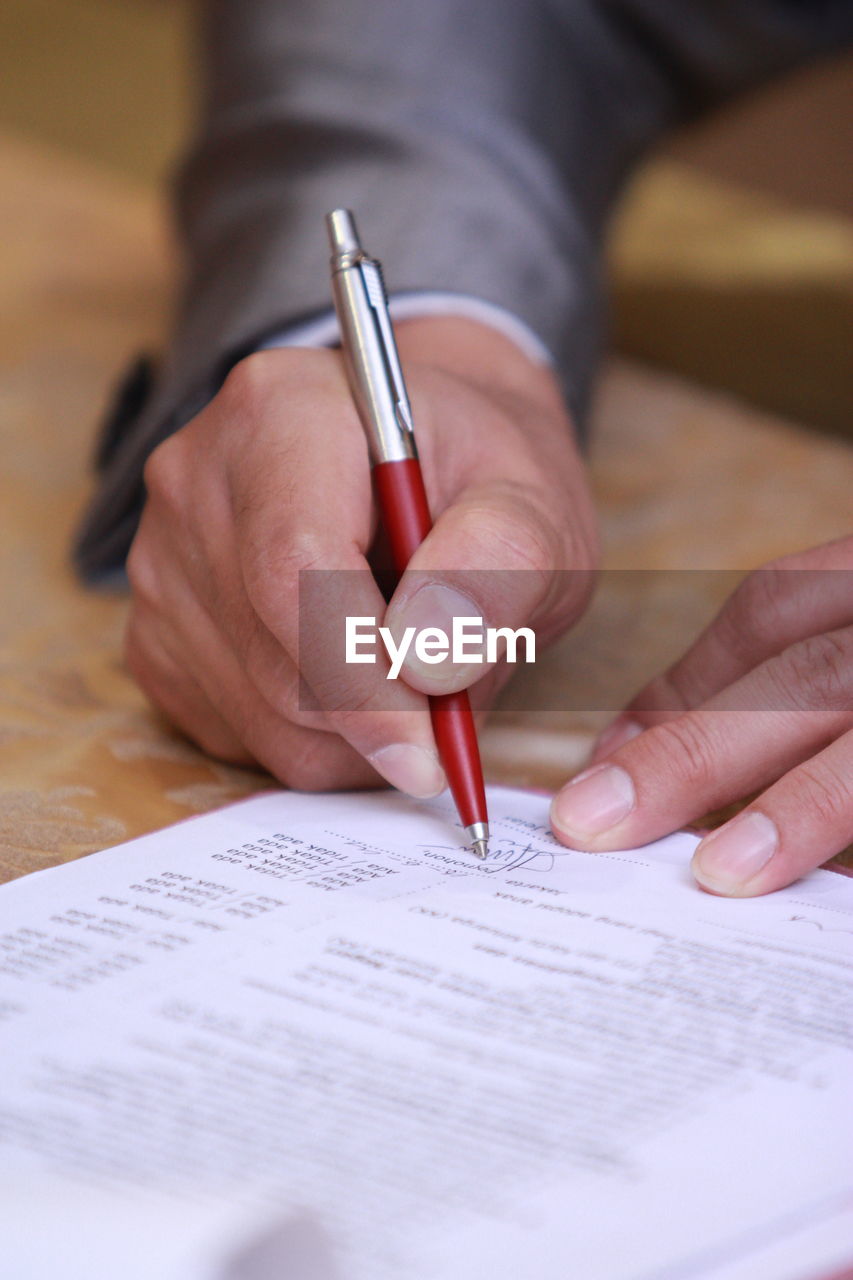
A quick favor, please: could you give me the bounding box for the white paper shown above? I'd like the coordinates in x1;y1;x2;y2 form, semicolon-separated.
1;785;851;1280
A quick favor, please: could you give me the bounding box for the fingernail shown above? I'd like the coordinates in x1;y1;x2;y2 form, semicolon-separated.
693;811;778;894
550;764;636;842
368;743;446;799
389;584;485;690
591;716;643;762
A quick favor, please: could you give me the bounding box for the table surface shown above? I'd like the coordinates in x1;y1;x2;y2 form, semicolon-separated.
2;131;852;883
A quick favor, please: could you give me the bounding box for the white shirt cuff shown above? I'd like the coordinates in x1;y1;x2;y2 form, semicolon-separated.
256;292;553;366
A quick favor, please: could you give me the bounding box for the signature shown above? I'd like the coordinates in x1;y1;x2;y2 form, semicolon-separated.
418;837;572;875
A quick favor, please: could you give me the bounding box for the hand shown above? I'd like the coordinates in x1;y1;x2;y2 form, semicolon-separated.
550;538;853;895
125;317;598;794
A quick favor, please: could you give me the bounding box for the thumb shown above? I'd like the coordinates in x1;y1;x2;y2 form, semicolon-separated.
382;484;592;694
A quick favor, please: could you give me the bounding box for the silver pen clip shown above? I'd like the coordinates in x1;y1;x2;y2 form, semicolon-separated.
326;208;417;463
358;257;415;438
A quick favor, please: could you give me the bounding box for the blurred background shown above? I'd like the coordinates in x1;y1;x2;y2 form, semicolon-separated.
1;0;851;435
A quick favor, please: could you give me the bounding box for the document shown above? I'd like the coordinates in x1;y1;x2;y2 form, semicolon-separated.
1;785;851;1280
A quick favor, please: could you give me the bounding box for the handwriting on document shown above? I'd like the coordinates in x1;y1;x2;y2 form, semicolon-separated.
787;914;853;935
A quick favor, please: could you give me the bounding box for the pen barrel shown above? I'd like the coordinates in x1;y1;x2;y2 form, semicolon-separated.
373;458;432;573
429;692;487;831
373;458;487;832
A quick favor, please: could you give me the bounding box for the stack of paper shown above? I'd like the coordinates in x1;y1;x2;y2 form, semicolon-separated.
1;786;851;1279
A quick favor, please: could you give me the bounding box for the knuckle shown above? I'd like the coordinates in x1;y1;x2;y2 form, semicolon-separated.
635;670;693;715
782;631;853;711
793;759;852;828
314;674;378;720
280;668;328;728
651;716;719;790
142;436;185;509
286;703;327;731
220;348;326;420
496;504;558;574
243;531;328;621
221;350;280;413
269;530;330;577
464;494;558;576
718;567;794;658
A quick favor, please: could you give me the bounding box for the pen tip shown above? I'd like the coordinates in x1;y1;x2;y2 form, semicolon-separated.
465;821;490;861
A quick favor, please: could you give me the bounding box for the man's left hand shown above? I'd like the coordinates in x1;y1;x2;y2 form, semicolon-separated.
550;537;853;895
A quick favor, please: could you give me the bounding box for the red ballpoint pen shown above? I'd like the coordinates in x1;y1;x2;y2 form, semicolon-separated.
326;208;490;859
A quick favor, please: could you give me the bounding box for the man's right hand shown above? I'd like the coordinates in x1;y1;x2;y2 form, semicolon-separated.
125;317;599;794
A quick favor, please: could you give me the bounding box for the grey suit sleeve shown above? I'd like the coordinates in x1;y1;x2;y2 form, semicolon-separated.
75;0;852;579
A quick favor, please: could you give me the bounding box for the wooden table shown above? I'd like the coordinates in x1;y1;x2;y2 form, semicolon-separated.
2;131;851;882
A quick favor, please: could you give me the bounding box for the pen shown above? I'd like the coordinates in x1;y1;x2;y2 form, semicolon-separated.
326;208;490;860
